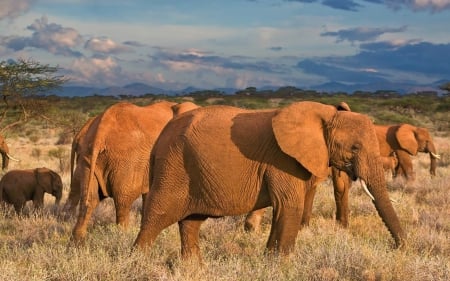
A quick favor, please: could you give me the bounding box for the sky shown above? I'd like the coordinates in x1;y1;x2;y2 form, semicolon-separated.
1;0;450;91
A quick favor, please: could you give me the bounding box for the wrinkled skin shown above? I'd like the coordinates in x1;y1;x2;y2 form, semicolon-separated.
376;124;439;182
0;167;63;214
71;101;199;242
134;101;406;261
244;107;401;230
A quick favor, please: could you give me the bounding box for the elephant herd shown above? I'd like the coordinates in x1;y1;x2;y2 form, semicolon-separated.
0;99;441;262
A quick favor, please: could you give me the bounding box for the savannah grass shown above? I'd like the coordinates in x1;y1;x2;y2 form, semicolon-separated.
0;96;449;280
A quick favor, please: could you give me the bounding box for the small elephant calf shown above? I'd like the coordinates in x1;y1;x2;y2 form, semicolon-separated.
0;167;63;214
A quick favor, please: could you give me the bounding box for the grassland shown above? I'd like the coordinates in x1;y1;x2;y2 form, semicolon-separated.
0;93;449;280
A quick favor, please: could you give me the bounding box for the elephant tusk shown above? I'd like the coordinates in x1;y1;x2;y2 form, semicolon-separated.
6;153;20;162
430;152;441;159
360;179;398;203
360;179;375;201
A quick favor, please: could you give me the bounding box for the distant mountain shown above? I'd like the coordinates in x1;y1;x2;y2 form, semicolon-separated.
310;81;445;94
51;83;170;97
50;80;446;98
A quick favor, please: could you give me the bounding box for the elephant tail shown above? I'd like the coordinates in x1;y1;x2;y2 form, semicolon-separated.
85;121;109;201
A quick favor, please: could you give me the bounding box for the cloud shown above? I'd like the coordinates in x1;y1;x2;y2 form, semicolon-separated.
297;59;388;83
151;48;289;75
269;46;283;51
386;0;450;12
321;26;407;43
69;56;123;86
85;37;132;54
284;0;367;11
285;0;450;12
0;0;35;21
348;42;450;75
296;41;450;83
1;16;83;57
123;41;146;47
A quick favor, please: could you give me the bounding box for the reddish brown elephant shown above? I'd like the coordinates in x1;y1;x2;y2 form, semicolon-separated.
0;167;63;214
134;101;406;261
376;124;440;182
71;101;199;242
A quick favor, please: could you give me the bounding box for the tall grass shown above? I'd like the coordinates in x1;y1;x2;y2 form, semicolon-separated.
0;99;449;280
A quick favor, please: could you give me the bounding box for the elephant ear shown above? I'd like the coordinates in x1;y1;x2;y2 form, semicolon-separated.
396;124;418;155
272;101;336;178
171;102;199;116
336;101;351;112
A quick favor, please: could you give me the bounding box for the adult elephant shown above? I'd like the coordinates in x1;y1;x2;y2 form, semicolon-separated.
71;101;199;242
0;167;63;214
134;101;406;261
0;134;20;170
376;124;440;182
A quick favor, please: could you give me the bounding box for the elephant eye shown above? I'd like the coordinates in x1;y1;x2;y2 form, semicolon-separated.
351;143;361;153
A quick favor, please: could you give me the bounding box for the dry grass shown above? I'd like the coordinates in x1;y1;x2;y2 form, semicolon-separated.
0;128;449;281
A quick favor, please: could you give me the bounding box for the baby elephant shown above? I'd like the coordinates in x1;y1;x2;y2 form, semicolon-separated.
0;167;63;214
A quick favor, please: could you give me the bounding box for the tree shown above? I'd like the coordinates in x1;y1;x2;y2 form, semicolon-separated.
439;82;450;95
0;58;67;132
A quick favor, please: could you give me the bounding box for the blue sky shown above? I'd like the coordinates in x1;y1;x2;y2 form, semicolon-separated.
1;0;449;91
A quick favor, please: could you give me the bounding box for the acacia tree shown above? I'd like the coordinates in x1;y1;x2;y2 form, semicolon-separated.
439;82;450;95
0;58;67;132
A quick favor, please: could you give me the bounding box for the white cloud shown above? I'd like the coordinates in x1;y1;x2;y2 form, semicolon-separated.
85;37;131;54
70;56;122;86
387;0;450;11
0;0;34;21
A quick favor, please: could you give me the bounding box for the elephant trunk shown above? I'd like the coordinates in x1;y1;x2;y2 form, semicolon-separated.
1;152;8;170
361;160;406;248
55;192;62;205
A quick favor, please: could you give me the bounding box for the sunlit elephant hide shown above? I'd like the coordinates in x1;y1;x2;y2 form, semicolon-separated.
70;101;199;242
134;101;406;261
0;167;63;214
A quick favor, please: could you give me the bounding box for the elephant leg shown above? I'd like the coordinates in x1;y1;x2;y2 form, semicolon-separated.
332;168;351;227
72;189;100;242
266;205;303;254
179;215;208;261
301;180;318;227
134;192;187;252
114;200;131;228
13;201;26;215
395;150;415;182
244;208;265;232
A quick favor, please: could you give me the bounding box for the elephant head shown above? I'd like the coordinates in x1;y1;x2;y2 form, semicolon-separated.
35;167;63;205
272;102;406;248
0;134;19;170
396;124;440;176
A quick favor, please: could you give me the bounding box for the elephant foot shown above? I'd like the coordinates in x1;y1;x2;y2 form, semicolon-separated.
70;229;87;245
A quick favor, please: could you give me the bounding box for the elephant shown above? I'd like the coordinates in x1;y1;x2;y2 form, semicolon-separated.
71;100;199;242
376;124;440;182
0;167;63;214
0;134;20;170
134;101;406;261
244;105;401;231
